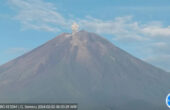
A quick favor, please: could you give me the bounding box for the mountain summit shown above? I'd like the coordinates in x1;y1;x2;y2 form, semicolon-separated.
0;31;170;110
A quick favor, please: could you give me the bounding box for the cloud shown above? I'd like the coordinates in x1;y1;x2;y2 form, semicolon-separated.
141;24;170;38
8;0;170;39
9;0;71;32
79;16;170;41
78;16;147;41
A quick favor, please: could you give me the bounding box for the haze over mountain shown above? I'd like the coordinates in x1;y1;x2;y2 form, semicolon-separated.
0;31;170;110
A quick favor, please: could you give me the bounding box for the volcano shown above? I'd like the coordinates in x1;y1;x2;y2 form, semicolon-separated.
0;31;170;110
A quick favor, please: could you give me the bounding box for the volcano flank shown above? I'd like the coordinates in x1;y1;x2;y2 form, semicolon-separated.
0;30;170;110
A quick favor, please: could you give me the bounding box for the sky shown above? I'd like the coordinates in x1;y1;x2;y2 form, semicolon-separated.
0;0;170;72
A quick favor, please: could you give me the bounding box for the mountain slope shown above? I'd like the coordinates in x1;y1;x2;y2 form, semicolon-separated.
0;31;170;110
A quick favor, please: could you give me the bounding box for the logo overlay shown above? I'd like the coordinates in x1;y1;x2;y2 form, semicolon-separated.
166;93;170;108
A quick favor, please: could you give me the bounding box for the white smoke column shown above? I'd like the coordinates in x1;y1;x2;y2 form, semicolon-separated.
71;22;79;35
